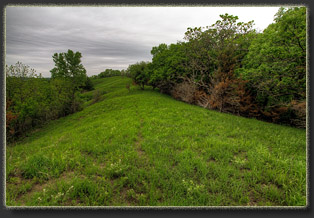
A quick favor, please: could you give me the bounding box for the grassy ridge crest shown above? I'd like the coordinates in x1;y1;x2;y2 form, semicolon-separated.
6;76;306;206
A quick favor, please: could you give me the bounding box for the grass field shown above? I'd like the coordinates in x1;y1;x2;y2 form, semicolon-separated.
5;76;307;207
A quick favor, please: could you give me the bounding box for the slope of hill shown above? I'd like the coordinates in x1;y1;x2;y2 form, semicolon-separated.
6;76;306;207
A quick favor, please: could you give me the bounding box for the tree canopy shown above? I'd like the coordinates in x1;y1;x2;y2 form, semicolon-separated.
50;49;87;89
127;7;306;127
238;7;306;108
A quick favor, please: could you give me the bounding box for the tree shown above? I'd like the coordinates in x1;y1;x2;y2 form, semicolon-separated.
82;76;94;91
127;62;150;90
183;13;256;91
50;49;87;90
6;62;54;140
50;49;88;113
98;69;121;78
238;7;306;108
174;14;258;115
149;42;188;93
6;58;92;141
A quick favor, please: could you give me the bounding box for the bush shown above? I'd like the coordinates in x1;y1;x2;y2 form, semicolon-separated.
290;100;306;128
128;62;150;90
171;80;197;104
82;77;94;91
194;90;211;108
259;101;306;128
207;77;259;117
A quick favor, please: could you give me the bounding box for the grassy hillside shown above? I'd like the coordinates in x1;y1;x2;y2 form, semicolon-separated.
6;76;307;207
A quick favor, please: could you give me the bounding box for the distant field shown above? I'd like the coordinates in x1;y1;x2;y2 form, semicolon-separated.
6;76;307;207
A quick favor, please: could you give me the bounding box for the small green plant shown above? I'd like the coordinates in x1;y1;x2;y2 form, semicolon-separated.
182;179;205;201
106;159;128;178
126;188;136;200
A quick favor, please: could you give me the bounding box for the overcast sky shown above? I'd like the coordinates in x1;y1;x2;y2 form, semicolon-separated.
6;6;281;77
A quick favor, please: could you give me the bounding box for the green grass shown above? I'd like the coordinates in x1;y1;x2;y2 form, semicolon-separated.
6;76;307;207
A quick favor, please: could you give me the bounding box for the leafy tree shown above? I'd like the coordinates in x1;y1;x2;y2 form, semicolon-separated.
149;43;187;93
50;49;87;90
6;62;53;140
97;69;121;78
50;49;88;112
81;77;94;91
183;13;256;90
6;61;40;78
6;60;89;141
120;69;129;77
127;61;150;90
238;7;306;108
125;9;306;127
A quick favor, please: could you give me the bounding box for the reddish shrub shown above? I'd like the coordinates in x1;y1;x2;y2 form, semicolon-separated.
194;90;211;108
290;100;306;128
208;77;260;117
6;99;19;140
261;101;306;128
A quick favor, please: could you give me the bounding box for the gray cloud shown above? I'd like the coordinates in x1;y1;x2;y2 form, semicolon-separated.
5;6;280;77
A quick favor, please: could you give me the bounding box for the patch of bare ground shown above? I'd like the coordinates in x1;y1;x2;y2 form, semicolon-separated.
207;157;217;164
240;168;251;176
234;150;248;159
119;186;133;206
227;134;238;139
63;198;81;206
247;191;258;206
90;159;106;177
135;118;148;161
262;182;284;194
98;162;106;170
135;131;144;156
172;159;179;168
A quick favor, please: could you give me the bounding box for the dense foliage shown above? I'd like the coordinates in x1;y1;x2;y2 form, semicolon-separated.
127;61;151;90
90;69;129;79
239;7;306;106
6;50;94;141
50;49;89;90
238;7;306;126
128;7;306;127
97;69;122;78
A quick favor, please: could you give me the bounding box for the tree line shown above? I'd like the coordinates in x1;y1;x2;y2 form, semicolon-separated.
6;7;306;142
127;7;306;128
6;48;134;142
90;68;128;79
6;50;95;142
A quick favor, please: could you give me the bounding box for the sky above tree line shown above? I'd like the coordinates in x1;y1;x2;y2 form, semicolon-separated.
6;6;282;77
